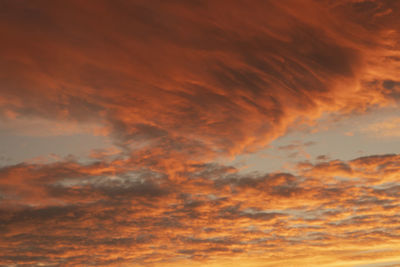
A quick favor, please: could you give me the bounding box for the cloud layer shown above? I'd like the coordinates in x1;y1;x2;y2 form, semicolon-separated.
1;0;400;157
1;0;400;266
1;154;400;266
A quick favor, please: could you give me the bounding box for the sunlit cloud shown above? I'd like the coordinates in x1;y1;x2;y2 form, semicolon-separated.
1;154;400;266
0;0;400;266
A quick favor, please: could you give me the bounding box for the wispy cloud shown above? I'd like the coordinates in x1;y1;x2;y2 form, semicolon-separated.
362;117;400;138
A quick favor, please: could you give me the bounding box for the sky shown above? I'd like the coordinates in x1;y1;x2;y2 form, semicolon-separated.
0;0;400;266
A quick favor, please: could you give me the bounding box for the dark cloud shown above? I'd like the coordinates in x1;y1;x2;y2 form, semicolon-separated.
1;0;399;157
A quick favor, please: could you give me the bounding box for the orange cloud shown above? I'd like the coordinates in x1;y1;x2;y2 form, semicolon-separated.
0;153;399;266
1;0;400;266
1;0;399;158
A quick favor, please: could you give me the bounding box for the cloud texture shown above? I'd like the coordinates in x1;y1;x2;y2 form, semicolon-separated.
0;0;400;266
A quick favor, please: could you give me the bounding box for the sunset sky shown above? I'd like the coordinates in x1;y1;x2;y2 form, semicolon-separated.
1;0;400;266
